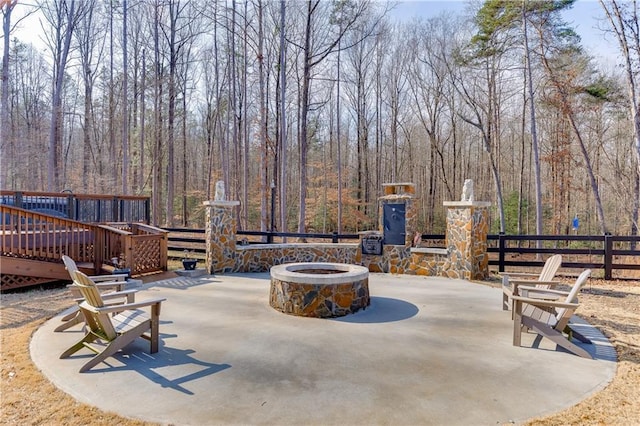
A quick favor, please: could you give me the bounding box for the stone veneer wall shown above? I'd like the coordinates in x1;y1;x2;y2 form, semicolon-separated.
407;249;451;277
233;244;359;273
204;199;490;280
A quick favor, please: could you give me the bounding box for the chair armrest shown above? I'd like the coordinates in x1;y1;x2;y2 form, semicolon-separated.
510;280;561;296
95;282;127;292
511;294;578;310
88;274;128;282
101;289;137;303
518;286;569;296
501;272;539;279
81;298;166;314
101;289;137;298
509;279;561;286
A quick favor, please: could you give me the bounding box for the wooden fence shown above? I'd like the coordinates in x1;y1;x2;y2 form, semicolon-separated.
166;228;640;280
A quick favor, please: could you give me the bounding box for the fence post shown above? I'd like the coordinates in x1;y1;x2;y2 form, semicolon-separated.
66;193;75;220
118;197;125;222
94;226;105;274
15;191;23;209
113;197;120;222
332;232;338;243
498;232;506;272
143;198;149;224
604;233;613;280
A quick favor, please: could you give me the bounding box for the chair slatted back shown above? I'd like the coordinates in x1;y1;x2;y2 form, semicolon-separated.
63;255;84;300
555;269;591;322
62;255;79;276
538;254;562;285
71;271;117;340
522;269;590;329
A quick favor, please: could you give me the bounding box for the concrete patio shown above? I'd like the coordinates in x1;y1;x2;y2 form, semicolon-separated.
30;273;616;425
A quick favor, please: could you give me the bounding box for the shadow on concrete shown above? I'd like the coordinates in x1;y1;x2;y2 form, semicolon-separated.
333;296;419;323
145;276;221;291
81;345;231;395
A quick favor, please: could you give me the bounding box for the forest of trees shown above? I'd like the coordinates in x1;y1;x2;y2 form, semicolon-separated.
1;0;640;237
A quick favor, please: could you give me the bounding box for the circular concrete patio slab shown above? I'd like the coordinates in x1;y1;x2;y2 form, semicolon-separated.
31;273;616;425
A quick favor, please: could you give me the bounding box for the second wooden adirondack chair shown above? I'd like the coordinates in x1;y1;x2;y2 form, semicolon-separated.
55;255;136;332
60;271;166;373
512;269;592;359
502;254;562;311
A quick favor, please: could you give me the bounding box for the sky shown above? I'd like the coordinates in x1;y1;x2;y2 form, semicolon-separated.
10;0;619;65
389;0;618;63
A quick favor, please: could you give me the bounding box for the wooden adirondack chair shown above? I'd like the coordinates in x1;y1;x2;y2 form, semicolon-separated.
502;254;562;311
512;269;592;359
55;255;135;332
60;271;166;373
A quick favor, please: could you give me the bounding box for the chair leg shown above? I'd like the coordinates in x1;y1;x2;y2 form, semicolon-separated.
54;313;84;332
78;334;139;372
565;325;592;344
77;322;152;373
513;299;523;347
522;317;593;359
150;304;162;353
60;307;79;321
60;333;100;359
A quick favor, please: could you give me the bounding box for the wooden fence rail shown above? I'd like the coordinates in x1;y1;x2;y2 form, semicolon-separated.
166;228;640;280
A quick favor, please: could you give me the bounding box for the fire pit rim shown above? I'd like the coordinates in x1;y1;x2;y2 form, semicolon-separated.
270;262;369;285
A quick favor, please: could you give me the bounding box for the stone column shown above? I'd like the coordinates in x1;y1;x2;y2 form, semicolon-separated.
442;201;491;280
204;200;240;274
377;183;417;274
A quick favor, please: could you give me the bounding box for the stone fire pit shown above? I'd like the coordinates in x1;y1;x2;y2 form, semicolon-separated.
269;262;370;318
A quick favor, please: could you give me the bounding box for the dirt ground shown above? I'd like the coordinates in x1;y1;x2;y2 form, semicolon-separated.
1;275;639;425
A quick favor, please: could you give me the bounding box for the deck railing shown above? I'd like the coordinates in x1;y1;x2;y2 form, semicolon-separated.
1;205;166;279
99;223;168;275
0;190;150;224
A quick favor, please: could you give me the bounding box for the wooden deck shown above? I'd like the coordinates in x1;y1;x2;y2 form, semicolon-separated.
1;205;168;291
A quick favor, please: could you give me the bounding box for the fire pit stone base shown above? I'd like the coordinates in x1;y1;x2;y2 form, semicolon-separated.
269;262;370;318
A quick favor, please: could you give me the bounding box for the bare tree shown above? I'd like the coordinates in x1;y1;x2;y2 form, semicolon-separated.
122;0;129;194
278;0;287;235
537;34;609;233
407;15;458;228
73;0;105;193
1;0;18;188
344;17;377;218
151;0;165;225
41;0;83;191
293;0;371;233
599;0;640;236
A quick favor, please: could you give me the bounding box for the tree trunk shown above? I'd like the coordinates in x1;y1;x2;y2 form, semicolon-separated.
0;1;16;189
600;0;640;236
258;0;268;235
298;0;315;234
523;2;544;239
122;0;129;194
279;0;288;236
47;0;77;191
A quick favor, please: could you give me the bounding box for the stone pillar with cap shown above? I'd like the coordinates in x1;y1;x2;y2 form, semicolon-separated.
377;182;417;274
442;179;491;280
204;181;240;273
